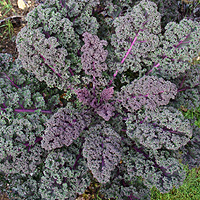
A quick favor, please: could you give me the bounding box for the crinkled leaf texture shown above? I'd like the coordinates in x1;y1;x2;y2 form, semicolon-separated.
75;86;116;121
117;75;177;113
179;126;200;169
1;0;200;199
111;0;162;73
126;106;193;150
123;147;186;193
100;162;151;199
39;138;91;199
83;121;122;183
41;107;91;150
81;32;108;77
145;18;200;79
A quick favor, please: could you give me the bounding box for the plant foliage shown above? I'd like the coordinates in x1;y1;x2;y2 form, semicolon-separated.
0;0;199;199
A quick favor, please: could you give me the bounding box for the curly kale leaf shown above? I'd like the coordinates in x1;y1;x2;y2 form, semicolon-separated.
83;122;122;183
126;106;193;150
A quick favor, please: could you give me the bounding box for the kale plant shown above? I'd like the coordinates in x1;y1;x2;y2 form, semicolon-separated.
0;0;199;199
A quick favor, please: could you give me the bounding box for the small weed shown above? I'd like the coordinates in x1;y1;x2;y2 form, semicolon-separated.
0;18;14;41
0;0;16;42
0;0;13;20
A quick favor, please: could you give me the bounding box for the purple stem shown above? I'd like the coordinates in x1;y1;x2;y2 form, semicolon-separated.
146;63;160;75
68;68;74;76
3;72;20;89
127;90;164;102
35;137;42;143
107;70;118;87
147;34;191;75
121;32;139;64
132;144;149;159
139;116;147;124
176;83;200;92
174;34;190;49
73;15;79;23
59;0;64;8
2;94;27;112
18;101;24;109
48;65;62;78
108;20;147;87
178;75;186;90
73;148;82;170
39;54;62;78
177;87;189;92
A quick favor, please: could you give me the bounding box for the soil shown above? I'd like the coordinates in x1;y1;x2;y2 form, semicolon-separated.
0;0;43;58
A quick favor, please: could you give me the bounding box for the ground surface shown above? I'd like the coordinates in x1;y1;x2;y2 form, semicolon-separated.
0;0;45;57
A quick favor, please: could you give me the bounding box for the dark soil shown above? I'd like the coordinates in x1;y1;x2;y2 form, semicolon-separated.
0;0;43;58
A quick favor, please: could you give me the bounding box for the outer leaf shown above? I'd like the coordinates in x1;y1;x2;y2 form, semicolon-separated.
83;121;122;183
41;107;91;150
126;106;193;150
117;75;177;113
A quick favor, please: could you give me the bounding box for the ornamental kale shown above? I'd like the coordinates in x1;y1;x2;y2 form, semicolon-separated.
125;106;193;151
116;75;177;112
81;32;108;77
41;107;91;150
39;138;91;200
1;0;200;199
74;86;116;121
82;121;122;184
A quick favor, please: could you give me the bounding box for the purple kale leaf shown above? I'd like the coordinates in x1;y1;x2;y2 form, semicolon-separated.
39;138;91;199
100;87;114;101
117;75;177;113
179;126;200;169
83;122;122;183
81;32;108;77
74;87;92;106
96;102;116;121
126;106;193;150
110;0;161;74
123;146;186;193
99;162;151;199
74;86;115;121
145;18;200;79
41;107;91;150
